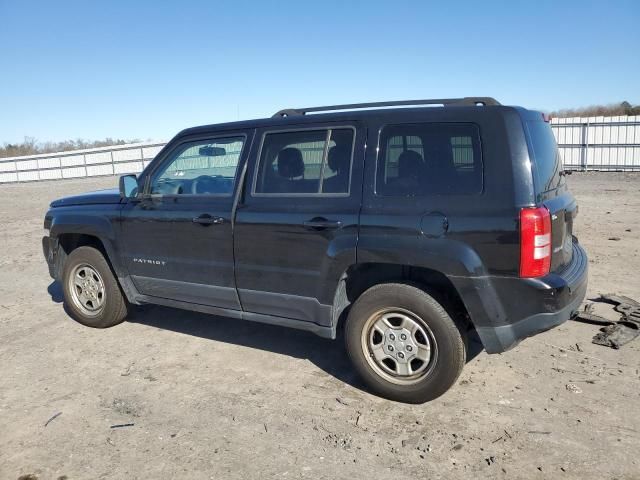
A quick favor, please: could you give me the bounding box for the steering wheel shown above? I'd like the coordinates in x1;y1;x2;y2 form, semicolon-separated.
191;175;229;195
152;178;184;195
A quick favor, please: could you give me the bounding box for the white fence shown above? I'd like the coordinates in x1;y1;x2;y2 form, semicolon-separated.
551;116;640;171
1;115;639;184
0;142;166;184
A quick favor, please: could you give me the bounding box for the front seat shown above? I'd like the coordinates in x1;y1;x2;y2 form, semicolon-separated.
270;147;305;193
322;145;350;193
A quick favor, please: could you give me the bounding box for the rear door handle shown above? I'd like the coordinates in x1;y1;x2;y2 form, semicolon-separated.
192;214;225;225
303;218;342;230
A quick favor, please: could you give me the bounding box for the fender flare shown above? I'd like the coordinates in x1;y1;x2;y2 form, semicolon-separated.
328;239;507;336
48;211;140;303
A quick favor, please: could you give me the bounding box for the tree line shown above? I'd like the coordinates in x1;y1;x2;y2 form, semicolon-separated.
550;101;640;118
0;137;141;159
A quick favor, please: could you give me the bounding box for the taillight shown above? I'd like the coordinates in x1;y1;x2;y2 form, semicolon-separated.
520;206;551;278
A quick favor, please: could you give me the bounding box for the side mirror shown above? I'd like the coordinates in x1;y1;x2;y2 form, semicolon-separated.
119;174;139;198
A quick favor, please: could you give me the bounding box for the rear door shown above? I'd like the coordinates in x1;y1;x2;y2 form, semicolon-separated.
525;118;575;271
234;123;364;327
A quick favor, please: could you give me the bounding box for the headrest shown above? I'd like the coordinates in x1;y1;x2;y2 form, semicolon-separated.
328;146;350;173
277;148;304;178
428;138;454;164
398;150;424;179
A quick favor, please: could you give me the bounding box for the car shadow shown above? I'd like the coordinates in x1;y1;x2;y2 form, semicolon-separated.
48;280;485;392
48;281;64;303
128;303;367;392
466;328;484;362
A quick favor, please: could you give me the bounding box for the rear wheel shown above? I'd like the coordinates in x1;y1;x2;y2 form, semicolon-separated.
62;246;128;328
345;283;465;403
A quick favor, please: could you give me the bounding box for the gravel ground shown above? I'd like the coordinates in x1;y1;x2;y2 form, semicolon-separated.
0;172;638;480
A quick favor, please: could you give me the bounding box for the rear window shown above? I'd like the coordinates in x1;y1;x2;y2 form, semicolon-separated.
526;121;564;194
376;123;482;196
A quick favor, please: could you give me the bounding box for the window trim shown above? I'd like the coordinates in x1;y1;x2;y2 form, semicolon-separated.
145;133;248;198
251;125;356;198
374;121;484;197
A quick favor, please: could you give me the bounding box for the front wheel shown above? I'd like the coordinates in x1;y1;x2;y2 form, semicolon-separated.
345;283;466;403
61;246;128;328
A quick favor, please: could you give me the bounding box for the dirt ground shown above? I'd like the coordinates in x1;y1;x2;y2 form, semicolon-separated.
0;173;638;480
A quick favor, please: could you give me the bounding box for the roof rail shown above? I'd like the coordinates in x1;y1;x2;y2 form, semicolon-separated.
272;97;500;118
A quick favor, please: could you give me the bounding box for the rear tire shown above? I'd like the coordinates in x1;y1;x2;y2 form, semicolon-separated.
62;246;128;328
345;283;465;403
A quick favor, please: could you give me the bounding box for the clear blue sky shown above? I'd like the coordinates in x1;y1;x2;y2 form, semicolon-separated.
1;0;639;144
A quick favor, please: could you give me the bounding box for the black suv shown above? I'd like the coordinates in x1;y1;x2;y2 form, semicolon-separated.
43;98;588;403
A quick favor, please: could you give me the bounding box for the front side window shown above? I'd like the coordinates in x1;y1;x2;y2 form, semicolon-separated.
377;123;482;196
151;137;244;195
254;128;354;195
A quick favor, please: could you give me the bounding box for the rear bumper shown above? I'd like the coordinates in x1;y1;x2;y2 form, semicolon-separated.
475;240;588;353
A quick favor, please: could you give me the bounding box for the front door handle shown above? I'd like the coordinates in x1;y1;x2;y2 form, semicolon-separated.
193;214;225;226
303;217;343;230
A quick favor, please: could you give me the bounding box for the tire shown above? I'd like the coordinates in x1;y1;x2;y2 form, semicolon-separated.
61;246;128;328
345;283;466;403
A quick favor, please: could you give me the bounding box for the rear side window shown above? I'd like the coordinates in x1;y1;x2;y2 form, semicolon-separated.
526;121;564;194
254;128;354;195
376;123;482;196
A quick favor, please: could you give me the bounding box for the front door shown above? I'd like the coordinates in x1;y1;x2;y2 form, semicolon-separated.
119;131;253;309
234;123;364;326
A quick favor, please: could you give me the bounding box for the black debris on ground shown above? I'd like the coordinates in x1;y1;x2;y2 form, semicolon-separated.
572;294;640;348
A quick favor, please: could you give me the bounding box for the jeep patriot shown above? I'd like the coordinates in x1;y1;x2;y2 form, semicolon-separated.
42;98;588;403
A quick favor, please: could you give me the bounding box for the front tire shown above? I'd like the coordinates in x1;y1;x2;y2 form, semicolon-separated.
62;246;128;328
345;283;466;403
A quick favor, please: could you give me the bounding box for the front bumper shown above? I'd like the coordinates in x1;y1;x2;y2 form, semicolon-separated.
42;235;62;281
475;240;588;353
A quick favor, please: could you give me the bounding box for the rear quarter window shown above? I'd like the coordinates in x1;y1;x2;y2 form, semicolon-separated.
376;123;483;196
525;120;564;194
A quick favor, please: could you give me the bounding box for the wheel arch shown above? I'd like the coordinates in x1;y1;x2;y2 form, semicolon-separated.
331;262;473;337
47;212;139;303
49;211;122;274
57;232;108;257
